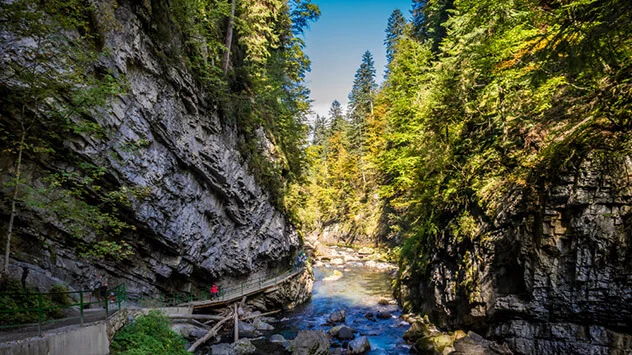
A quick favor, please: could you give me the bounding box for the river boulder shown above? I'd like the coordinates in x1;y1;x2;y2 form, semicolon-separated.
452;331;512;355
327;310;346;324
211;343;234;355
170;323;207;339
376;310;392;319
329;325;355;340
348;336;371;354
233;339;257;355
270;334;291;349
238;321;257;338
289;330;330;355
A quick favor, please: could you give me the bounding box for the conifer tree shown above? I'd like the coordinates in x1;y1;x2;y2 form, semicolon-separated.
411;0;453;52
347;51;377;152
385;9;407;64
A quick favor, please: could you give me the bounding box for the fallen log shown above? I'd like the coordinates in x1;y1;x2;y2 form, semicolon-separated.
168;314;225;321
187;314;233;353
240;309;281;321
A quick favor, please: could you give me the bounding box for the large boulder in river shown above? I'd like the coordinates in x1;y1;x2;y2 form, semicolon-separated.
403;321;438;342
238;321;257;338
348;336;371;354
290;330;330;355
270;334;291;349
327;310;346;324
233;339;257;355
376;310;392;319
452;332;512;355
329;325;355;340
211;343;235;355
170;323;207;339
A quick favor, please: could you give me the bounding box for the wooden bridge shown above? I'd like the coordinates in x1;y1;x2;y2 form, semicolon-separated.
179;267;305;309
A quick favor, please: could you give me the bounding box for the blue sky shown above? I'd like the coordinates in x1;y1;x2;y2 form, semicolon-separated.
303;0;412;118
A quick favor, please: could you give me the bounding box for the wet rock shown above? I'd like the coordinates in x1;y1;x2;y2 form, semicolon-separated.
327;310;346;324
376;310;392;319
270;334;290;349
289;330;330;355
403;321;433;342
323;270;343;281
238;321;257;338
329;325;355;340
170;323;207;339
331;257;345;265
255;321;274;331
233;339;257;355
211;343;235;355
348;336;371;354
414;334;454;355
452;332;513;355
377;298;390;305
364;312;376;321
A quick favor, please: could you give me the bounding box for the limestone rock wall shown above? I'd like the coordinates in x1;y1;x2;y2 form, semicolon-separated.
397;156;632;354
0;0;302;297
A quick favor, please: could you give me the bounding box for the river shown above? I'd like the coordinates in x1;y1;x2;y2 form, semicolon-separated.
275;263;410;354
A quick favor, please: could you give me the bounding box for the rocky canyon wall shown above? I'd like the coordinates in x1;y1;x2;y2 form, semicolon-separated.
397;155;632;354
0;0;304;297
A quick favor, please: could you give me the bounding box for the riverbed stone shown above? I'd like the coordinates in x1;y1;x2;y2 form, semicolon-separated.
348;336;371;354
270;334;290;349
376;310;392;319
233;339;256;355
403;321;431;341
329;325;355;340
170;323;207;339
452;332;512;355
238;321;257;338
289;330;330;355
211;343;235;355
327;310;346;324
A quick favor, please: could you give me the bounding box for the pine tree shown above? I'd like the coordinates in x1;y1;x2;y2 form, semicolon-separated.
328;100;346;134
411;0;453;52
385;9;407;64
347;51;377;152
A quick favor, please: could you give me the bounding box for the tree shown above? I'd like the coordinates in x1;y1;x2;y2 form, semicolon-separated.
328;100;346;134
411;0;453;52
385;9;407;64
347;51;377;152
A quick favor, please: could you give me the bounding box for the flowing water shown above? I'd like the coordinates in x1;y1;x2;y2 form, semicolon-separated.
276;264;411;354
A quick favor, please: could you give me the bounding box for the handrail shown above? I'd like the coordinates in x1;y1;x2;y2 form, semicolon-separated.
0;284;126;335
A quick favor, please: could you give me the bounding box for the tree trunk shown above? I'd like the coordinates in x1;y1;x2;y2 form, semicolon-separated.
3;130;25;277
187;313;233;352
222;0;237;74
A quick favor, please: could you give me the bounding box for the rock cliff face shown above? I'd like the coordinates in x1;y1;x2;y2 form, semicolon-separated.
0;0;303;297
397;156;632;354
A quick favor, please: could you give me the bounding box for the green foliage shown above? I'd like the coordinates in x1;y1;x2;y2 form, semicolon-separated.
0;279;71;326
110;310;188;355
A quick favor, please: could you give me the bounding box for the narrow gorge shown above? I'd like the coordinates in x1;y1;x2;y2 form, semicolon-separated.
1;0;631;354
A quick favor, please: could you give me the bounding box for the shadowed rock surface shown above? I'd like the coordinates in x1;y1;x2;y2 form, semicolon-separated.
0;0;304;299
397;157;632;354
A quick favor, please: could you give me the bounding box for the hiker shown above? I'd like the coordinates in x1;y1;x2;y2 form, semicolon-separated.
210;284;218;299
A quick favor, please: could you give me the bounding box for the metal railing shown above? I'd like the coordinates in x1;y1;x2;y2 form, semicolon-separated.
0;284;126;336
126;266;303;308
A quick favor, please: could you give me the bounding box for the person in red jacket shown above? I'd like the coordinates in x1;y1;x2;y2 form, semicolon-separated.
210;284;218;299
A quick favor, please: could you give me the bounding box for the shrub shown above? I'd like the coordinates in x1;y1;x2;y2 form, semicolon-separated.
110;310;188;355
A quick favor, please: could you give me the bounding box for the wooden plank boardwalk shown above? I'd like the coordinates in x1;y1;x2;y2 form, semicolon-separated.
180;268;305;309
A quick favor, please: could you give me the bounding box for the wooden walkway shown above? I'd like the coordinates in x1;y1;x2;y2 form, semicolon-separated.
180;268;305;309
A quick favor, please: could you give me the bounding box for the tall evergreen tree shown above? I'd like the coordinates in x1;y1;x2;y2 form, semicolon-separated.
328;100;346;134
385;9;407;64
411;0;453;52
347;51;377;151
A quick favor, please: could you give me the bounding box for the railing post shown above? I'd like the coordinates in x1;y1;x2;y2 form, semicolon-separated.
37;293;43;336
117;286;122;310
105;291;109;318
80;290;84;326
